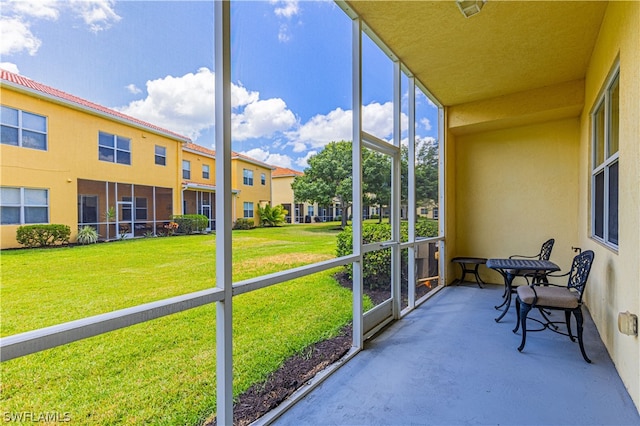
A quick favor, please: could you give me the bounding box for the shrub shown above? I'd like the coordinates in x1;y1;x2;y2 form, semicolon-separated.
257;204;287;227
233;218;255;230
336;219;438;290
76;226;99;245
170;214;208;234
16;224;71;248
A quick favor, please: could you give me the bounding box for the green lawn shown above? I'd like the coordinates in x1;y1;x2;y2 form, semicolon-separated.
0;223;356;424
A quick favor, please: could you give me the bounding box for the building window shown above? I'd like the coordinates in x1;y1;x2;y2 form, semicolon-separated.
99;131;131;165
0;187;49;224
155;145;166;166
135;197;148;220
1;105;47;150
243;169;254;186
243;201;254;218
203;164;210;179
183;160;191;179
261;173;266;185
308;206;314;217
591;65;619;248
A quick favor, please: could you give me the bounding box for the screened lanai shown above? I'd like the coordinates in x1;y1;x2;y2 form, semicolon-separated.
2;1;639;424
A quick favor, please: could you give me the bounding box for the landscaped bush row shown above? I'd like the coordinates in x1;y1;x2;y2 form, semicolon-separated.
336;219;438;290
16;224;71;248
170;214;209;234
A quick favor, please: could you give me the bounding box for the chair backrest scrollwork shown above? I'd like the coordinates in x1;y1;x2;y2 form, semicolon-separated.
567;250;595;301
539;238;555;261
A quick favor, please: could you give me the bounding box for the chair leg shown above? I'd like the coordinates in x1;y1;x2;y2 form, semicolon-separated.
517;301;532;352
513;297;521;333
565;310;575;341
573;308;592;363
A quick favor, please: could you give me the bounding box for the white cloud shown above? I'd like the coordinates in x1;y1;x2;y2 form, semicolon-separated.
117;68;215;140
0;62;20;74
295;150;317;169
1;0;120;57
288;102;408;151
420;117;432;131
117;68;296;143
241;148;293;169
69;0;121;33
278;24;291;43
125;84;142;95
232;98;297;141
0;17;41;56
8;0;60;20
271;0;299;18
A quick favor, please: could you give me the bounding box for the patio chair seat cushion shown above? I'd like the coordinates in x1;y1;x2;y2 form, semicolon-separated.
517;285;580;309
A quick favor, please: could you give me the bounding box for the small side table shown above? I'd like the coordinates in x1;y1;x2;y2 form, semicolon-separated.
451;257;487;288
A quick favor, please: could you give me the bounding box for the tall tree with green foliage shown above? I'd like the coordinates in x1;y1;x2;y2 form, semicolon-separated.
292;141;353;228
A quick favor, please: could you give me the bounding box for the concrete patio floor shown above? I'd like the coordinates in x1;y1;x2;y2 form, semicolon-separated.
270;284;640;425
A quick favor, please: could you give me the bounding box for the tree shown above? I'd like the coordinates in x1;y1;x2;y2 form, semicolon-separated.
292;141;353;228
415;138;439;205
363;149;391;223
258;204;288;227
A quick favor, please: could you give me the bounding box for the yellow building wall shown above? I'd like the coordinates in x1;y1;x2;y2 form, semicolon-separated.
231;159;272;226
182;150;216;186
272;176;295;209
579;1;639;411
451;118;580;282
1;88;183;248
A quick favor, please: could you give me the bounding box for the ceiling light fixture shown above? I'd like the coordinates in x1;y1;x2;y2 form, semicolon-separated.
456;0;487;18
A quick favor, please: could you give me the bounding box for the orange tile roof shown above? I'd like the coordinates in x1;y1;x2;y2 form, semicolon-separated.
183;142;276;170
273;166;303;177
1;69;191;143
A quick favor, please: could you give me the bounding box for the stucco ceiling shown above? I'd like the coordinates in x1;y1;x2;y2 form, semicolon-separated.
343;1;608;106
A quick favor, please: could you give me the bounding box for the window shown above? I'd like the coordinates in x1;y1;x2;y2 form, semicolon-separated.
243;169;253;186
135;197;147;220
261;173;266;185
155;145;166;166
591;65;619;248
183;160;191;179
243;201;254;218
203;164;210;179
0;187;49;224
99;132;131;165
308;206;314;217
1;105;47;150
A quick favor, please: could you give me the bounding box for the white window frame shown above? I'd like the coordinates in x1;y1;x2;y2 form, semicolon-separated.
155;145;166;166
590;62;619;249
98;131;131;165
243;201;254;218
203;164;210;179
183;160;191;180
1;105;48;151
243;169;254;186
261;173;266;185
0;186;49;224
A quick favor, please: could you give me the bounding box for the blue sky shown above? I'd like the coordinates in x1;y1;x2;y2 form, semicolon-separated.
1;0;438;170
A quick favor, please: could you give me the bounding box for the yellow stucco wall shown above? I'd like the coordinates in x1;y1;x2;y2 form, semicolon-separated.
579;1;639;410
182;150;216;186
452;118;580;283
1;88;183;248
231;158;272;225
446;1;639;412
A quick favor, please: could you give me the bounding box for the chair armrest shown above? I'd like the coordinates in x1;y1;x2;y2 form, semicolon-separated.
509;254;538;259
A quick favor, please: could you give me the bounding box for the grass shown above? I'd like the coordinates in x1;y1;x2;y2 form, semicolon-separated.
0;223;358;424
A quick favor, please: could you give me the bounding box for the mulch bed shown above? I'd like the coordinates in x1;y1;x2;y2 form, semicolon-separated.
207;273;435;425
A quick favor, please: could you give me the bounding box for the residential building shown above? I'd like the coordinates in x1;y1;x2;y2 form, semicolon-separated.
0;70;188;247
0;70;273;247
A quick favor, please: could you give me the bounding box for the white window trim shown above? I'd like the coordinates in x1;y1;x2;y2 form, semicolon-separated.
1;105;48;151
590;61;620;250
0;186;49;225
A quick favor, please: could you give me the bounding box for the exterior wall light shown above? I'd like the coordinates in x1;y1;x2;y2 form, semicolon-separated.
457;0;487;18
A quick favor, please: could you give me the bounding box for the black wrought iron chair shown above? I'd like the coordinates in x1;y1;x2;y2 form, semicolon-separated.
513;250;595;363
508;238;555;284
495;238;555;310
